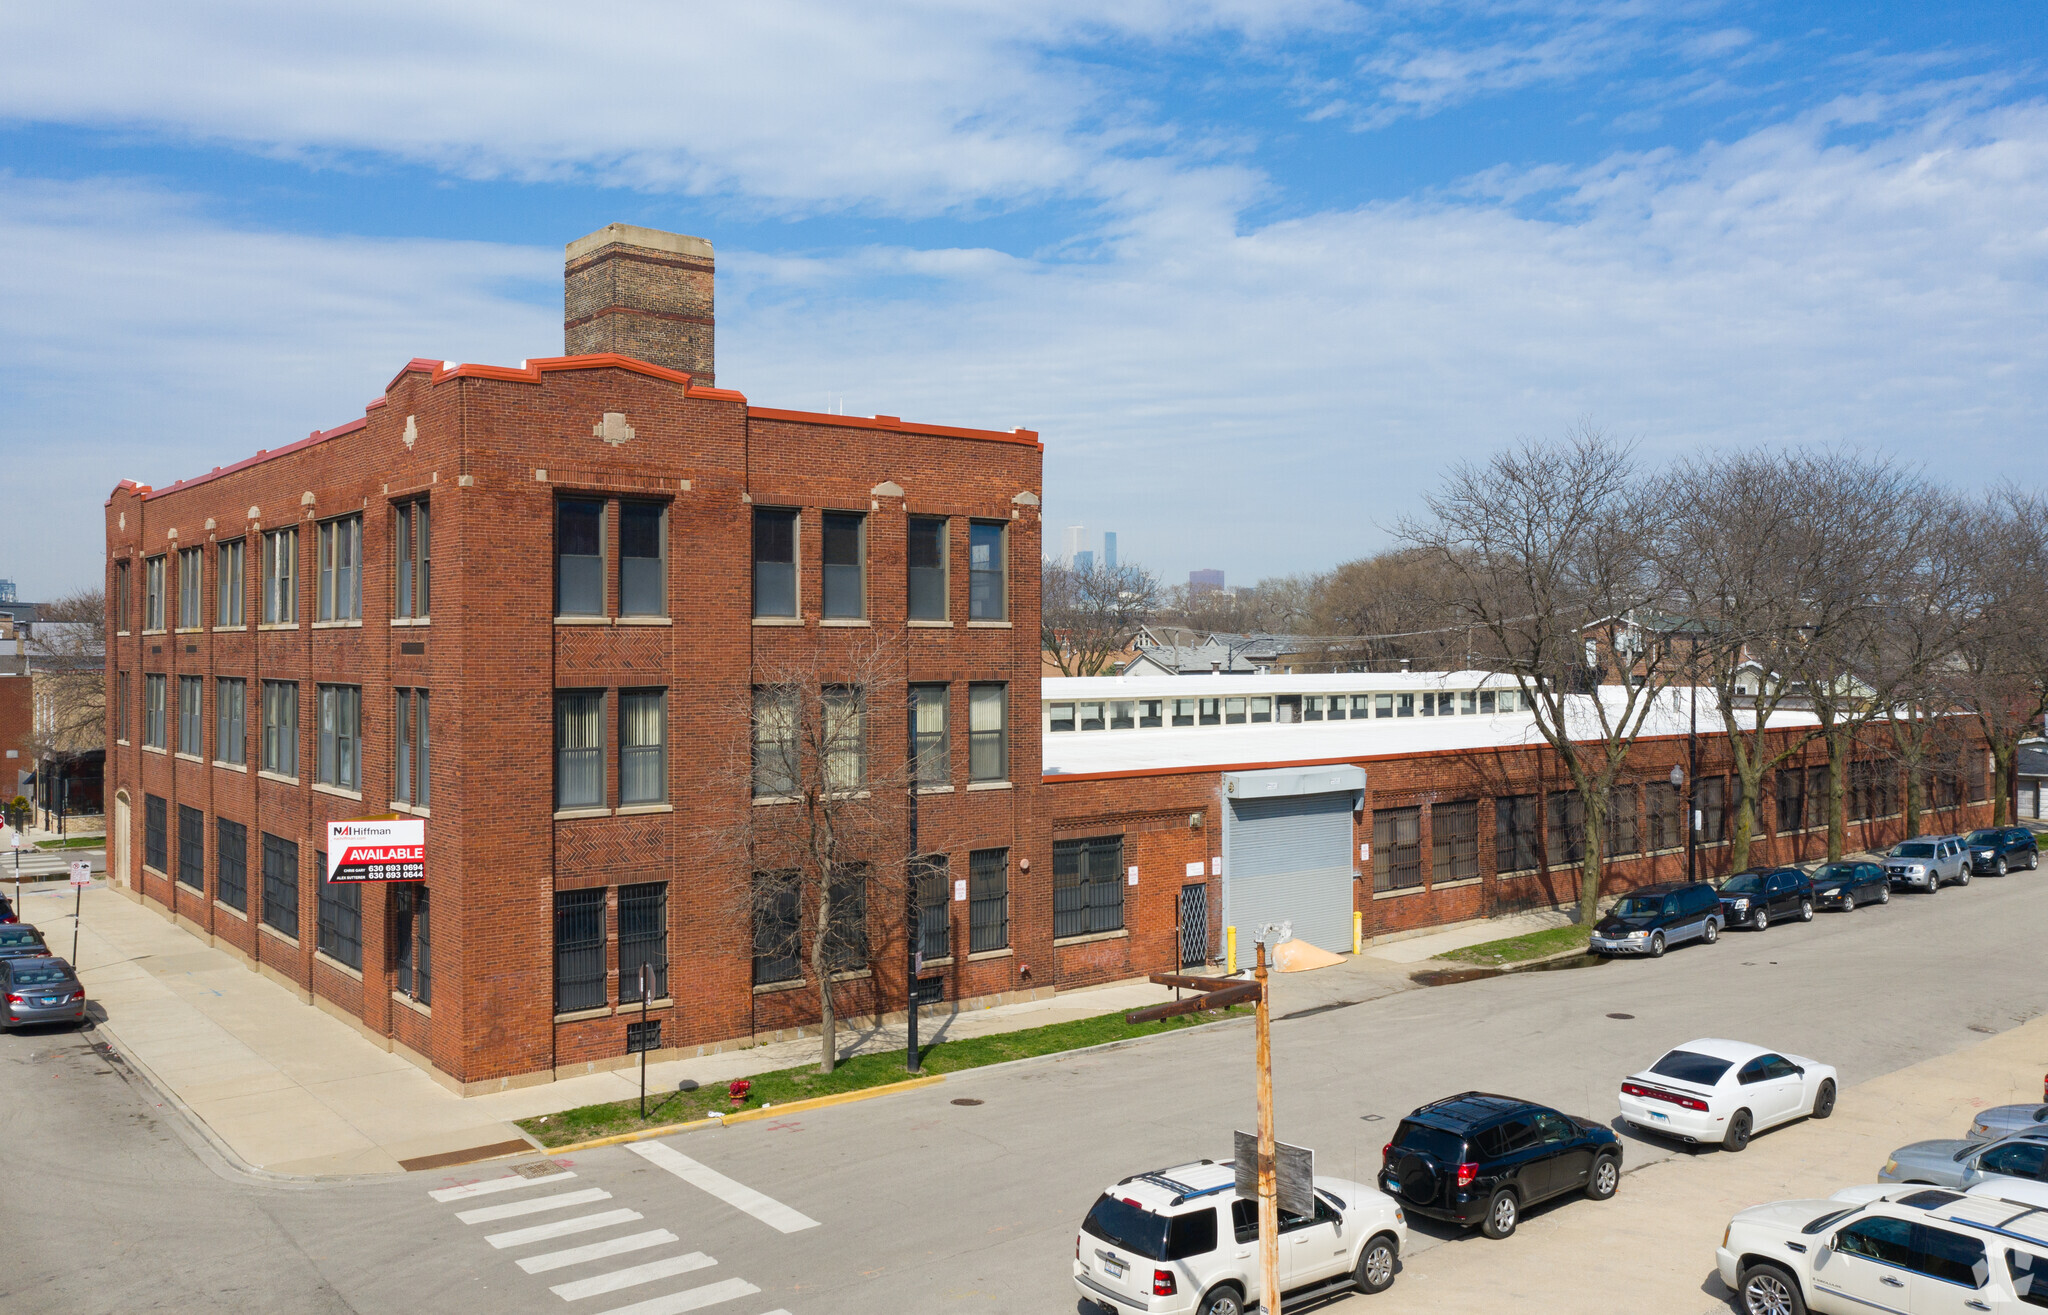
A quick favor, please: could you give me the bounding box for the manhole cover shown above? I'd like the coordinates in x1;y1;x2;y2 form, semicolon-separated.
1969;1024;1996;1035
951;1098;984;1107
1607;1013;1635;1020
512;1160;570;1179
1360;1113;1384;1122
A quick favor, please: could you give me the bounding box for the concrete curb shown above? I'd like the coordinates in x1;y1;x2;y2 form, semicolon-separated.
1429;943;1591;971
536;1073;949;1155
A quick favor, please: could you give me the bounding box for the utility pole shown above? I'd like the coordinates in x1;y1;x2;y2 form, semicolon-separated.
1686;682;1699;884
1253;938;1279;1315
905;684;921;1075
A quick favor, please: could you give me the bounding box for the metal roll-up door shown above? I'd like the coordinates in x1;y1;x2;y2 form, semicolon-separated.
1224;791;1356;953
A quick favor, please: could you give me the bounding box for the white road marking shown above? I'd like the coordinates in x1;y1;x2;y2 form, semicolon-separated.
458;1187;612;1225
429;1171;576;1202
516;1229;680;1275
625;1142;819;1234
550;1252;715;1301
591;1278;762;1315
486;1209;644;1249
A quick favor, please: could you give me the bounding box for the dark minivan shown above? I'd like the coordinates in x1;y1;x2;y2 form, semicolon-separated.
1589;881;1723;957
1379;1093;1621;1240
1716;868;1813;931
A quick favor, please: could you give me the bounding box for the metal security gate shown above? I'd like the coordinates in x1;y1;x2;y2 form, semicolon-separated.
1178;883;1209;968
1221;765;1367;955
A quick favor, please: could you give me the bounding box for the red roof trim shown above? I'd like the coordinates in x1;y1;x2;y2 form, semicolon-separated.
748;407;1042;449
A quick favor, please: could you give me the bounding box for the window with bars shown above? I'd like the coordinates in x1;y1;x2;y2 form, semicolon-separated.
1646;781;1681;850
620;501;666;617
316;515;362;621
825;864;868;972
396;689;430;807
969;847;1009;953
1776;766;1806;834
752;507;797;618
261;831;299;938
913;855;950;963
556;498;605;617
1430;801;1479;882
968;684;1007;782
178;675;203;755
752;870;801;985
553;888;607;1012
618;882;668;1003
911;684;949;787
555;691;605;809
143;673;166;749
1494;794;1539;873
395;500;431;618
177;547;203;629
1604;786;1641;857
261;680;298;777
1374;806;1422;891
143;555;165;630
1053;836;1124;939
907;516;947;620
317;859;363;970
821;511;866;619
216;818;247;911
316;685;360;790
177;804;204;890
1546;792;1587;866
626;1019;662;1053
216;678;246;765
968;521;1005;620
260;528;297;624
144;793;167;872
394;885;430;1003
1698;777;1727;842
215;538;245;627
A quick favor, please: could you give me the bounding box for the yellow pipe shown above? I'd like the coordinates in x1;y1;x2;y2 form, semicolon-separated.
1227;925;1237;974
1353;911;1363;955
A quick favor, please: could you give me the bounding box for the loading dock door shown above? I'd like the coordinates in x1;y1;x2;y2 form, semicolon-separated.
1222;765;1365;954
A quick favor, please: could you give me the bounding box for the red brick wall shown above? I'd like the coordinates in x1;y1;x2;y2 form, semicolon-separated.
0;676;29;796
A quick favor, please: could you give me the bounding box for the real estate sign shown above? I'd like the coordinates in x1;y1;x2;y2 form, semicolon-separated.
325;818;425;883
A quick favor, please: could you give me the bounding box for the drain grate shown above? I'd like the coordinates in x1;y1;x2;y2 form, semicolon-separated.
1606;1013;1635;1020
951;1098;985;1107
1968;1024;1996;1035
512;1159;571;1179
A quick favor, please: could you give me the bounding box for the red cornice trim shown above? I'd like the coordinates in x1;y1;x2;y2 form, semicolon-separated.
748;407;1042;450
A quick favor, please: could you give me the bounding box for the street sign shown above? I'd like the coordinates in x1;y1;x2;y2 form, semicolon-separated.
1234;1130;1314;1217
68;861;92;888
325;818;425;882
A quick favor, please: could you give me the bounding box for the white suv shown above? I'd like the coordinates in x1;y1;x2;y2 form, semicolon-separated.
1718;1185;2048;1313
1074;1159;1406;1314
1886;837;1970;892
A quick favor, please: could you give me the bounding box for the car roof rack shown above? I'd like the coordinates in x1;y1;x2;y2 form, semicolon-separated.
1117;1160;1224;1206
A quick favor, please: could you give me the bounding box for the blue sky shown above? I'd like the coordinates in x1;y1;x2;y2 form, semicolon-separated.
3;1;2045;595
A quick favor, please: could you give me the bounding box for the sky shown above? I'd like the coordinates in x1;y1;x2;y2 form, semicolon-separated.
2;1;2045;597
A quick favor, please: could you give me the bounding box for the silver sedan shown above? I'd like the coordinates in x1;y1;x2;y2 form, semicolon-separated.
1967;1101;2048;1142
1879;1128;2048;1188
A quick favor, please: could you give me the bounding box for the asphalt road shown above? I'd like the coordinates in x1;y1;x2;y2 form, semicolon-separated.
12;870;2045;1315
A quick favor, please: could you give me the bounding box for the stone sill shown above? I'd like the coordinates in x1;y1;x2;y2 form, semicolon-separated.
907;619;953;628
1372;886;1427;900
620;997;675;1012
751;616;803;627
966;780;1012;791
828;968;873;983
142;630;166;637
1054;928;1128;947
259;923;300;950
968;947;1014;961
315;950;364;982
257;770;300;787
175;628;205;636
142;744;167;756
921;957;955;969
389;802;431;817
175;752;204;764
553;807;611;820
393;991;431;1017
257;623;300;632
390;617;431;627
917;785;955;794
752;796;797;807
753;979;807;995
617;616;671;626
554;1006;612;1023
213;760;247;773
310;619;363;630
615;803;674;816
1431;877;1483;891
966;620;1012;629
213;899;248;921
212;625;246;634
311;782;363;802
554;616;610;626
819;618;870;627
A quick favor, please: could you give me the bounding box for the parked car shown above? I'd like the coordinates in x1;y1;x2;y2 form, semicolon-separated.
1717;1186;2048;1315
0;893;15;923
0;924;50;961
1074;1158;1406;1315
0;956;86;1031
1618;1038;1837;1151
1885;836;1969;892
1968;1102;2048;1143
1377;1092;1620;1240
1879;1128;2048;1189
1717;868;1814;930
1965;827;2040;876
1808;861;1890;912
1588;881;1724;957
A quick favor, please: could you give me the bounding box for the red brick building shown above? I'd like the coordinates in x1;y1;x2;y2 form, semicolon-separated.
103;225;1050;1093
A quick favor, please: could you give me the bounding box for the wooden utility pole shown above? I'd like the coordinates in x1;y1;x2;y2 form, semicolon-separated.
1253;939;1278;1314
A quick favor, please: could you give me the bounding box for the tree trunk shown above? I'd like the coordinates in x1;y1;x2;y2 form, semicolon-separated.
1729;789;1758;872
1575;791;1607;923
1826;729;1848;861
1992;741;2018;826
812;884;837;1074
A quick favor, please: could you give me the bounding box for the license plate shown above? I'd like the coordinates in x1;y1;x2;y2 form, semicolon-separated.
41;997;60;1006
1386;1180;1400;1193
1649;1110;1670;1122
1103;1259;1126;1279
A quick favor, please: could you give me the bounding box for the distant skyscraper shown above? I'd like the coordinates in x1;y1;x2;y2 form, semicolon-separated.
1189;568;1224;595
1065;525;1086;563
1074;550;1095;573
1103;532;1117;569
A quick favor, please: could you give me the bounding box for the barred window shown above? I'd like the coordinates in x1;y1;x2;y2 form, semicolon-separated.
1375;806;1422;891
1546;792;1587;866
1431;800;1479;882
913;855;950;963
969;847;1010;953
396;689;430;807
394;885;430;1003
1053;836;1124;939
1698;777;1727;842
752;870;801;985
216;817;248;912
1775;766;1806;834
261;831;299;939
1604;786;1641;857
619;882;668;1003
317;857;363;970
553;888;607;1013
177;804;204;890
1495;794;1539;873
144;793;167;872
1646;781;1682;850
825;864;869;972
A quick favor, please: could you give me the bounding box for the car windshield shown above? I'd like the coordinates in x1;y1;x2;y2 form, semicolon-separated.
9;965;68;985
1391;1121;1467;1163
0;928;41;946
1649;1049;1733;1086
1613;896;1669;918
1720;873;1765;894
1892;843;1935;858
1081;1194;1170;1261
1967;831;2003;846
1813;864;1857;884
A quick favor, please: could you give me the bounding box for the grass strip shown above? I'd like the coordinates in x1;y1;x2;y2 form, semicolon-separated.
519;1001;1250;1148
33;836;105;851
1434;922;1589;967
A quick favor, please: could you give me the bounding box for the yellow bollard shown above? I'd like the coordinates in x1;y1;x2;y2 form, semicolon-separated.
1226;925;1238;974
1353;910;1363;955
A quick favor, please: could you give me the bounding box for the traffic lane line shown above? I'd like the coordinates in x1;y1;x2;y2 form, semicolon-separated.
549;1251;715;1301
625;1142;819;1234
430;1170;576;1202
457;1187;612;1225
487;1208;644;1249
589;1278;761;1315
517;1228;680;1274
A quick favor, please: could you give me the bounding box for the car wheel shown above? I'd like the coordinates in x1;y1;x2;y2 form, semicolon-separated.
1703;919;1719;944
1355;1233;1398;1294
1798;899;1813;922
1878;885;1890;904
1648;932;1665;958
1839;893;1853;912
2028;849;2039;871
1197;1284;1246;1315
1585;1154;1620;1201
1480;1188;1519;1240
1958;867;1970;886
1812;1079;1836;1119
1752;908;1768;932
1740;1262;1808;1315
1723;1109;1753;1152
1996;857;2007;876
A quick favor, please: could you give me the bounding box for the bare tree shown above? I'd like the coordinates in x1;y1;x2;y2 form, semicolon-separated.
1311;548;1479;671
26;587;106;761
1161;574;1319;636
705;633;930;1074
1398;427;1675;921
1948;488;2048;825
1041;558;1160;676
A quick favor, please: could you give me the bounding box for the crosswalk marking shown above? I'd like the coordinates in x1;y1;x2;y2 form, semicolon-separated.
516;1229;680;1275
549;1252;714;1301
591;1278;762;1315
458;1187;612;1225
624;1142;820;1234
430;1171;576;1203
487;1208;645;1249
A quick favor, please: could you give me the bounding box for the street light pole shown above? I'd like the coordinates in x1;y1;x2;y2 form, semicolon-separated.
905;684;921;1075
1686;682;1699;884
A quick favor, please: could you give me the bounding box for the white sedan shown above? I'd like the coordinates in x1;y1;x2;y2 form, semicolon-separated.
1618;1038;1838;1151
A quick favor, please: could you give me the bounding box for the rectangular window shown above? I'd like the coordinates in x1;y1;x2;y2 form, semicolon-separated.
1110;700;1136;730
820;511;866;619
115;559;131;632
1199;697;1221;726
260;528;297;624
261;681;298;776
1461;691;1478;715
1775;767;1805;834
115;671;129;741
1351;695;1370;719
177;804;204;890
752;688;797;798
1053;836;1124;938
1546;792;1587;867
1420;692;1436;717
1172;698;1196;727
911;684;950;786
1249;697;1272;724
394;885;430;1004
914;856;950;963
822;685;866;793
1224;697;1246;725
1398;693;1415;717
177;547;202;628
216;538;245;626
395;689;430;808
1646;781;1681;850
618;501;666;617
619;882;668;1003
317;863;362;970
316;515;362;621
825;864;868;971
261;831;299;939
968;521;1005;620
752;870;801;985
1138;699;1163;728
1078;701;1104;732
144;674;167;748
1374;806;1423;891
969;847;1010;953
1328;695;1348;721
907;516;947;620
1376;694;1393;719
178;675;203;755
316;684;361;790
1700;776;1728;841
1431;801;1479;883
215;678;245;764
144;555;165;630
616;690;666;806
554;691;606;809
752;507;798;618
969;684;1007;782
395;500;431;618
1304;696;1324;722
216;818;247;912
1605;786;1641;857
1495;794;1540;873
1480;690;1496;714
555;498;605;616
144;794;167;872
1048;701;1076;733
552;888;607;1012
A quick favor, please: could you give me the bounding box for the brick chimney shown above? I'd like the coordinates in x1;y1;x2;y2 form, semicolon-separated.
564;224;715;385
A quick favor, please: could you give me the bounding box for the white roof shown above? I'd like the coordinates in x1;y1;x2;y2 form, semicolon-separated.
1046;670;1522;699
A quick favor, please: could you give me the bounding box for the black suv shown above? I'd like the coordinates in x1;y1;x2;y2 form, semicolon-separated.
1716;868;1813;931
1964;827;2040;875
1378;1093;1621;1240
